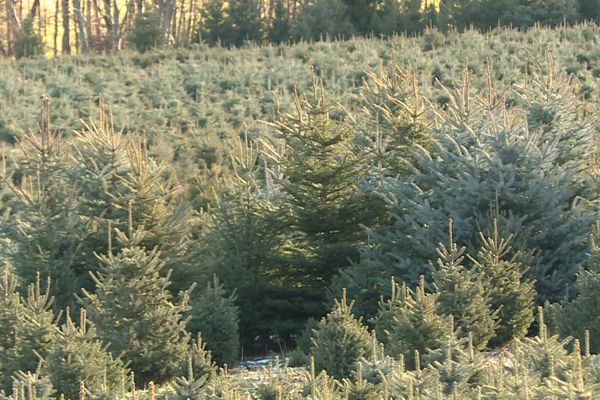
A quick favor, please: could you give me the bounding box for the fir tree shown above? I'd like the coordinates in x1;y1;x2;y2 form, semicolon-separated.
311;289;372;380
3;99;85;313
198;0;231;45
14;18;44;59
470;220;535;347
548;224;600;354
188;275;240;366
186;333;217;380
268;0;290;44
265;81;373;328
290;0;355;41
359;67;596;305
169;357;209;400
2;370;55;400
45;309;125;400
130;11;165;52
432;223;498;350
0;267;22;393
68;107;194;297
227;0;263;46
372;276;450;370
0;268;57;395
370;0;401;36
81;222;192;384
423;330;487;397
6;275;57;392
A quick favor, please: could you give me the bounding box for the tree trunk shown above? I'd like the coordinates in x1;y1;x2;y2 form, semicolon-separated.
28;0;41;21
86;0;94;48
73;0;88;54
54;0;60;56
74;0;88;52
62;0;72;54
6;0;22;33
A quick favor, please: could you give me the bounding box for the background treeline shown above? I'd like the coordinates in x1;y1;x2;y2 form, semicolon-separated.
1;23;600;398
2;0;600;58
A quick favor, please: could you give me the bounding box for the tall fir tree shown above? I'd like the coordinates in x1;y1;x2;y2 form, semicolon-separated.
3;98;86;313
265;81;375;322
81;222;192;384
290;0;355;41
67;105;194;296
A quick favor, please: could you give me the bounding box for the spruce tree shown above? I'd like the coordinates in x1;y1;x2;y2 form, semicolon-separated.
45;309;125;400
432;224;498;350
198;0;231;45
265;82;373;329
227;0;262;46
188;275;240;366
268;0;290;44
470;220;535;347
311;290;372;380
423;330;487;397
0;267;22;393
3;99;85;313
290;0;355;41
0;268;57;396
372;277;450;370
81;222;192;384
68;107;194;296
370;0;401;36
2;371;55;400
186;333;217;380
6;275;57;391
359;67;596;305
14;18;44;59
548;224;600;354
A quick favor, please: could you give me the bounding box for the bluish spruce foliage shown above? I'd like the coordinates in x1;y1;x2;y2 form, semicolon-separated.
357;62;597;305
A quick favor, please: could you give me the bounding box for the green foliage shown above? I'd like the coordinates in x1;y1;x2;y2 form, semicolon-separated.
0;269;57;395
45;310;126;400
360;66;596;305
547;224;600;354
130;11;165;53
372;277;450;370
227;0;263;46
432;224;498;349
268;0;290;44
311;290;372;380
471;220;535;346
198;0;231;45
169;358;209;400
291;0;355;41
14;19;44;59
81;226;191;385
2;370;55;400
266;84;372;324
187;333;218;380
188;275;239;366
